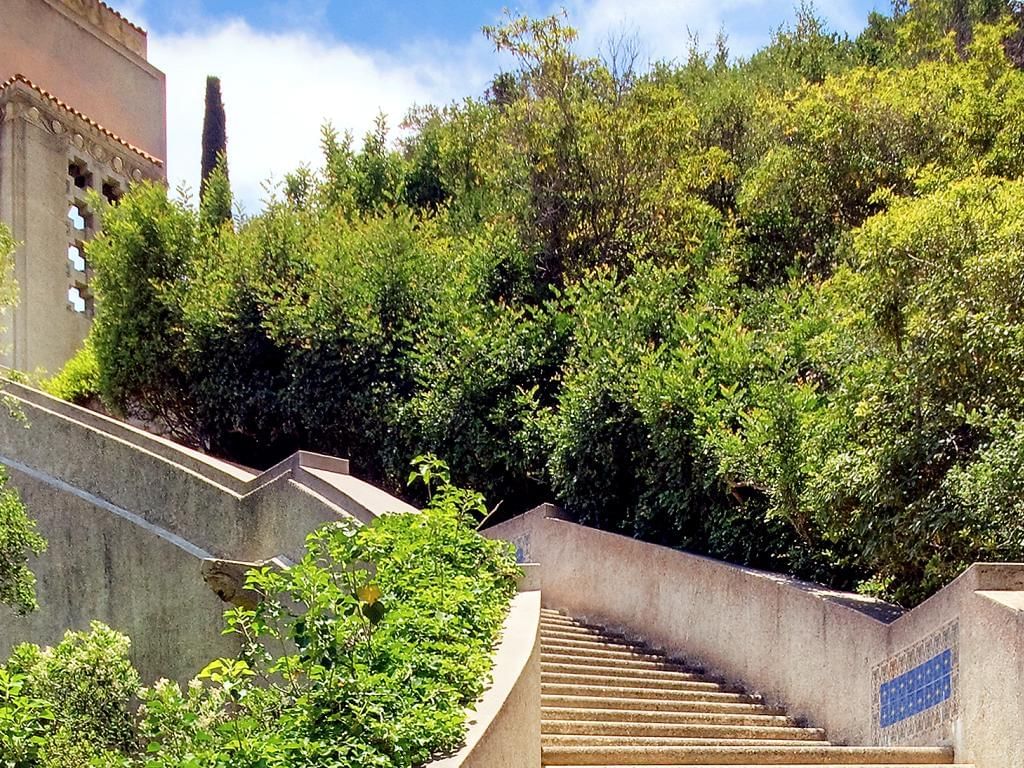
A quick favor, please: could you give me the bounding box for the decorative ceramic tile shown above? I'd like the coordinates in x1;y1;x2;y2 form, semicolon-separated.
511;533;531;564
871;620;959;745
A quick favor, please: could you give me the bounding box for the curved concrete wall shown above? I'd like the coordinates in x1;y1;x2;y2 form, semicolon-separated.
485;505;1024;768
0;380;413;682
427;589;541;768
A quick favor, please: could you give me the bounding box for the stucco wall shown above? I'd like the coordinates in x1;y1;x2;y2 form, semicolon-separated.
0;80;164;373
0;465;235;683
0;0;166;159
485;505;1024;768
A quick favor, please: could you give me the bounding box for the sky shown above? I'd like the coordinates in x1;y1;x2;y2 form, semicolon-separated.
104;0;888;212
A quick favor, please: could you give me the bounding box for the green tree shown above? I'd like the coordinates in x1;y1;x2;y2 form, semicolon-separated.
200;76;228;199
199;152;233;230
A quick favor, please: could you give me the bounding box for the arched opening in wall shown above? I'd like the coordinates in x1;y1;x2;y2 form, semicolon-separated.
67;284;92;315
101;180;122;205
68;160;92;190
67;243;86;273
67;204;91;233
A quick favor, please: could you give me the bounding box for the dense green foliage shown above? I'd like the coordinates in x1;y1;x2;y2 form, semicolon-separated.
41;338;99;405
0;469;45;616
0;466;519;767
0;623;139;767
70;0;1024;605
0;225;45;617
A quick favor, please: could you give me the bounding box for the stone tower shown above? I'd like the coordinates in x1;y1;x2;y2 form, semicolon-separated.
0;0;166;374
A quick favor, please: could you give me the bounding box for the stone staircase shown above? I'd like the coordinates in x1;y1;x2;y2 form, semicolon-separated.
539;608;970;767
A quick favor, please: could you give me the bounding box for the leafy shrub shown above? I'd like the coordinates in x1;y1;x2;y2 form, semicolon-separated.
0;468;45;616
0;622;140;767
42;339;100;405
138;465;518;767
0;667;51;768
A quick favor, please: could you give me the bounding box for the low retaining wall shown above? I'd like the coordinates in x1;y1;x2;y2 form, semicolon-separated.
427;588;541;768
485;505;1024;768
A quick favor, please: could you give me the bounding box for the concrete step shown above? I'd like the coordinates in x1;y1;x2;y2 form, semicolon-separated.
540;618;624;633
542;626;638;646
542;637;667;655
542;707;797;728
543;671;730;693
541;720;827;742
544;736;833;748
543;682;763;705
542;694;784;716
541;641;683;663
539;619;638;639
541;617;591;630
541;608;578;618
549;765;972;767
541;745;957;765
541;650;697;673
541;661;712;684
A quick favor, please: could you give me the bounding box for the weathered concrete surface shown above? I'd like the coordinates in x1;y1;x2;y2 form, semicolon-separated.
0;77;164;373
427;589;541;768
0;469;234;683
485;505;1024;768
0;0;166;159
0;381;412;682
0;0;165;373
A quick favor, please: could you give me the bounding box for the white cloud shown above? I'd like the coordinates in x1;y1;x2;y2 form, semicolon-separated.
562;0;870;63
146;20;492;213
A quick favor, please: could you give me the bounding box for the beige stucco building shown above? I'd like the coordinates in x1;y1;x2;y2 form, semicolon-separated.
0;0;166;374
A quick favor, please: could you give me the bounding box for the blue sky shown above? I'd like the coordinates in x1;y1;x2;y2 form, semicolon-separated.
105;0;889;211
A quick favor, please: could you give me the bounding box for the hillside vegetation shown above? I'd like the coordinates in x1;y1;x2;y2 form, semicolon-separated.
1;467;519;767
60;0;1024;605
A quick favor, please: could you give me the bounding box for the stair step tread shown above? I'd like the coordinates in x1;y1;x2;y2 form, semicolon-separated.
542;629;643;647
544;683;762;703
542;642;683;661
542;707;796;727
544;736;833;748
546;765;972;767
541;652;699;671
542;624;627;637
543;694;783;715
541;632;638;642
542;745;956;766
544;672;728;691
542;662;712;682
541;721;825;739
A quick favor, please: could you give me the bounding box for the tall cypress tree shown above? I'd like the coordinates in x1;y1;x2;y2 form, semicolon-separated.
200;76;228;200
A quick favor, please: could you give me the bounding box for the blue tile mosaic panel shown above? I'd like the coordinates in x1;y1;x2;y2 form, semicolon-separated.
511;534;531;564
879;649;953;727
871;620;959;746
